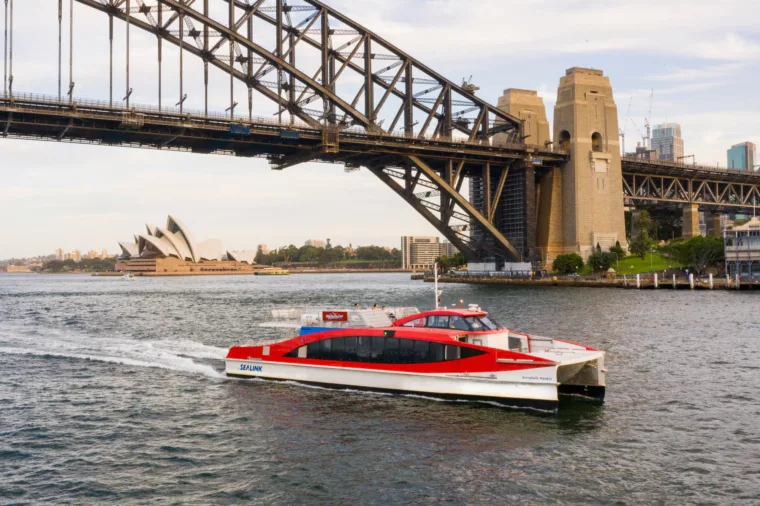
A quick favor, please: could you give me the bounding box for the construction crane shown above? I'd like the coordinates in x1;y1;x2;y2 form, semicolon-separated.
619;96;633;156
644;89;654;149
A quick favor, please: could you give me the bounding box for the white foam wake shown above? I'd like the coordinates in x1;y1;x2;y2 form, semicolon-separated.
0;326;228;379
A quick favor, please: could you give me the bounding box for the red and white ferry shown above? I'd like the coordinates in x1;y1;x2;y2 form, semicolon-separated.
225;265;606;412
226;317;605;413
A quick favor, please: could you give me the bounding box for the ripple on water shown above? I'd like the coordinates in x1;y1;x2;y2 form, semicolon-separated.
1;274;759;504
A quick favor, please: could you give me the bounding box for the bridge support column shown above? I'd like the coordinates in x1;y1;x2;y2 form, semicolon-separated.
553;67;628;261
708;213;722;238
536;167;564;264
682;204;701;238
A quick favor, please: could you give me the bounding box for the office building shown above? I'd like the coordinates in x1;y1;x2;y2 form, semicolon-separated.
727;142;756;171
400;236;458;270
304;239;326;248
71;250;82;262
651;123;684;162
101;249;109;258
87;250;100;259
55;248;64;261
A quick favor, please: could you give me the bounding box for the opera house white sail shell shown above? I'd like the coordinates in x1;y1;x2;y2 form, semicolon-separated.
116;217;256;276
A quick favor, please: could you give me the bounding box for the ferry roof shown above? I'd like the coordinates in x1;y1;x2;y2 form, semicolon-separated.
394;308;487;326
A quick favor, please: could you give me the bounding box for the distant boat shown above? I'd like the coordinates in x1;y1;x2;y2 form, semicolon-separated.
121;272;135;280
256;267;290;276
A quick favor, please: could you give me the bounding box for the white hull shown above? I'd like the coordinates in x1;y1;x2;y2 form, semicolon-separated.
226;358;560;410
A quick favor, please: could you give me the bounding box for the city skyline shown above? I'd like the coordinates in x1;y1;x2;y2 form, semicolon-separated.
1;0;759;258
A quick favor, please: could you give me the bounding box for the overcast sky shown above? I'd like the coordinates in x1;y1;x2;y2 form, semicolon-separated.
1;0;759;259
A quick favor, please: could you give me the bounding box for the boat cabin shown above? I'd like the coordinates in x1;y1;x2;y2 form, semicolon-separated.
394;309;531;353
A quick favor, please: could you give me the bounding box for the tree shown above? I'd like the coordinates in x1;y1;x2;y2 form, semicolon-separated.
588;251;615;272
552;253;584;274
435;256;452;272
451;251;466;267
609;241;625;261
669;236;724;275
630;210;655;259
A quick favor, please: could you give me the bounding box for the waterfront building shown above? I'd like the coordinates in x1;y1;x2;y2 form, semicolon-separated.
401;236;458;270
651;123;684;162
55;248;64;261
727;142;756;171
304;239;326;248
116;216;262;275
725;217;760;278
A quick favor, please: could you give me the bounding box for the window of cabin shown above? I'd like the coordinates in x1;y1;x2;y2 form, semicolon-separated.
403;317;427;328
449;316;470;331
426;315;450;328
286;337;487;364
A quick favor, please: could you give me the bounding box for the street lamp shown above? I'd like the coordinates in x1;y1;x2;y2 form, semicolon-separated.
650;247;656;271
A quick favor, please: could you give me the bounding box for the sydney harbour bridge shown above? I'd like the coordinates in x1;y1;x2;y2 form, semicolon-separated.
2;0;759;265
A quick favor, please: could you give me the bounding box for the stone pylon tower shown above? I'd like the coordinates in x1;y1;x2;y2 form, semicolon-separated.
552;67;628;259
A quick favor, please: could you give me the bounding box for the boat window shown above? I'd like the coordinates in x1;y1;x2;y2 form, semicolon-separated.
370;336;385;359
449;316;470;331
445;345;460;361
307;341;321;357
465;317;484;330
284;346;302;358
461;347;487;359
284;337;487;364
402;317;427;328
382;337;400;362
478;316;501;331
426;315;450;328
413;340;430;363
399;339;415;364
430;342;445;362
331;337;346;360
357;336;372;361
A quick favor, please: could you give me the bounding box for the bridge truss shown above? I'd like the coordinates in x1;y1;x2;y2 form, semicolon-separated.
1;0;569;262
622;157;760;214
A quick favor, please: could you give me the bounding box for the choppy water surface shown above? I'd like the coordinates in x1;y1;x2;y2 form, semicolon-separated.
1;273;759;504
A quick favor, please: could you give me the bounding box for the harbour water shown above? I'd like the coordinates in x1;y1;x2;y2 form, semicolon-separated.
1;273;759;504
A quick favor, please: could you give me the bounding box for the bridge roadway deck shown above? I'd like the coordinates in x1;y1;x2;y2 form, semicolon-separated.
0;93;565;171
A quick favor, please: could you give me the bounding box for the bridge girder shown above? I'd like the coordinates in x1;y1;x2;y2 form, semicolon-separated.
75;0;523;141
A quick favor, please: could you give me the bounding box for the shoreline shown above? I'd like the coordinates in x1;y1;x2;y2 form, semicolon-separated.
422;275;760;291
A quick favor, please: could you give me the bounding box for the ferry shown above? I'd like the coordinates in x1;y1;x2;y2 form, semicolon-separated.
225;266;606;413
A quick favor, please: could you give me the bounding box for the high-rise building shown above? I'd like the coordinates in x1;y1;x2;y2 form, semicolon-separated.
71;250;82;262
727;142;756;171
400;236;458;269
87;250;100;259
55;248;64;261
651;123;684;162
101;249;109;258
304;239;326;248
257;244;271;255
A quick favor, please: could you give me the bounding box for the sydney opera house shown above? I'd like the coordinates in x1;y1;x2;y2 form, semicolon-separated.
116;216;261;275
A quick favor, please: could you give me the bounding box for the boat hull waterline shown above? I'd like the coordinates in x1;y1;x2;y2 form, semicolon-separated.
226;358;564;411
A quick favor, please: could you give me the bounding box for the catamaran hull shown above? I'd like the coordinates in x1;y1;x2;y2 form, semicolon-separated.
226;359;561;412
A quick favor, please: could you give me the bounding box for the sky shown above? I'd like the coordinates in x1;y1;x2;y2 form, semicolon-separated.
1;0;759;259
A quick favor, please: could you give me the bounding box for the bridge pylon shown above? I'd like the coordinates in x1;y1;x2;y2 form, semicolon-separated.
548;67;628;263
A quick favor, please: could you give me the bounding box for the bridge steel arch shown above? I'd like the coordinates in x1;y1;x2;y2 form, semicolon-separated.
2;0;571;262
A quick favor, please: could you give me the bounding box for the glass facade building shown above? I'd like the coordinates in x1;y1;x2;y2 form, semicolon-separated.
727;142;756;171
651;123;684;162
